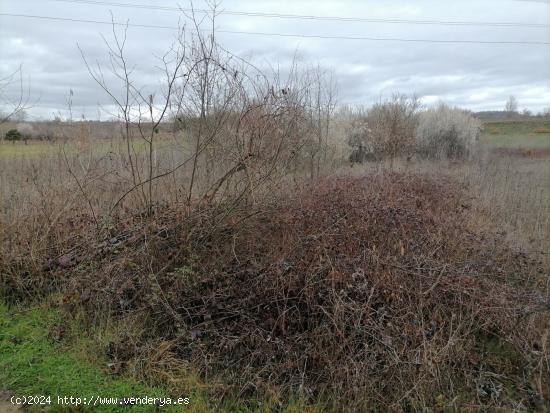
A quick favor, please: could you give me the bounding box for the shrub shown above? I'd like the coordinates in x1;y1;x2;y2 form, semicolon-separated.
366;94;420;162
5;129;22;142
415;103;481;160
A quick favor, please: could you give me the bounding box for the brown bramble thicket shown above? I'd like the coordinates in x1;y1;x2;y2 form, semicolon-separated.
2;172;547;411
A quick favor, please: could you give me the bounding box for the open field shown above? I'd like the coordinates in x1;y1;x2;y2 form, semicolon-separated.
480;119;550;150
1;119;548;412
476;120;550;256
0;133;179;159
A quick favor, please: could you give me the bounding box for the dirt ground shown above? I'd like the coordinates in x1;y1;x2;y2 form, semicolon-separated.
0;392;22;413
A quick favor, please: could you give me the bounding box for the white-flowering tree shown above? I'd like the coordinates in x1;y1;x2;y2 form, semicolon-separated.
15;122;34;142
415;103;481;160
342;107;373;163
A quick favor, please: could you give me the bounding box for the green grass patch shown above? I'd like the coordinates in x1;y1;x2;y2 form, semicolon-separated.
0;140;121;159
481;120;550;149
0;142;63;158
0;303;188;412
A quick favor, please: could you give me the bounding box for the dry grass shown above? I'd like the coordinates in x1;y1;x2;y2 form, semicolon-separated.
398;157;550;276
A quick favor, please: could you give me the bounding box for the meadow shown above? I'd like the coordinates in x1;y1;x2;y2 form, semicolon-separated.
448;119;549;260
480;119;550;149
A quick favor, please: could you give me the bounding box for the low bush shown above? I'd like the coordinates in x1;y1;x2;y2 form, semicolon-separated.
344;96;420;164
4;128;22;142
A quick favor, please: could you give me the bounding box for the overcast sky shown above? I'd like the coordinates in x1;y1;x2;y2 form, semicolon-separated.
1;0;549;120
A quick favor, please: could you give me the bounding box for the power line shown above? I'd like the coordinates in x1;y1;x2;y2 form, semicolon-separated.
0;13;177;30
50;0;550;28
1;13;549;45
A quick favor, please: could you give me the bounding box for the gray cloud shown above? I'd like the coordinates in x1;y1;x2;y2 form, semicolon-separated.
1;0;549;119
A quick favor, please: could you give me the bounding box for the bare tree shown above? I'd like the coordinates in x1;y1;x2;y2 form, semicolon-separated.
303;65;337;178
80;14;187;213
79;2;322;214
0;65;31;125
505;95;518;116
